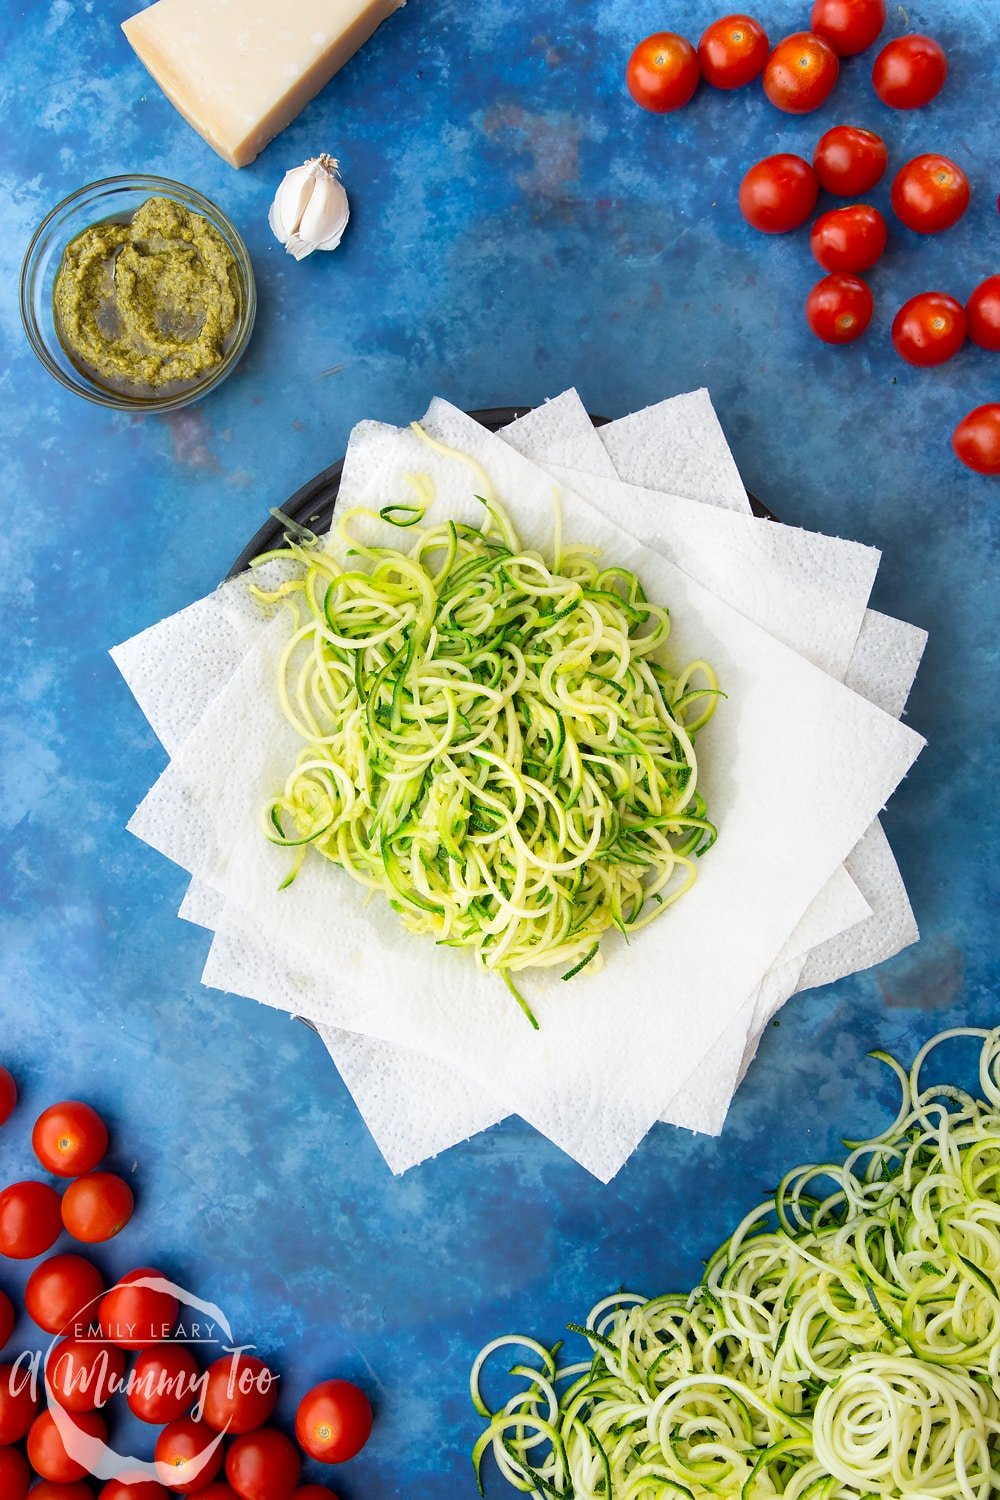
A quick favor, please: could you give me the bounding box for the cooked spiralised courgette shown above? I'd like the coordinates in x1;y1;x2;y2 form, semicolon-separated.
253;435;720;1024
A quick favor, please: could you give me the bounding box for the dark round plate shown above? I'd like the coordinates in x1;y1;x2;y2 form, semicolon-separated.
228;405;773;577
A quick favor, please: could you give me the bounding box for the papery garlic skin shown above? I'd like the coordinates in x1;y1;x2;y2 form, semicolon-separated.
268;155;350;260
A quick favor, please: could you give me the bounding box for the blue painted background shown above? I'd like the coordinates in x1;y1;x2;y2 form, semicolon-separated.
0;0;997;1493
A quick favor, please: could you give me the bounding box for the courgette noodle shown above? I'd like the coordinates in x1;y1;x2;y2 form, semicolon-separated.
252;429;721;1024
471;1026;1000;1498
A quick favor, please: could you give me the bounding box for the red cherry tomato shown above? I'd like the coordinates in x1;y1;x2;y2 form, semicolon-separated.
953;405;1000;475
0;1070;16;1127
128;1344;201;1424
810;204;887;272
295;1379;373;1464
32;1484;96;1500
763;32;839;114
967;276;1000;351
46;1335;127;1412
201;1353;278;1434
891;292;966;366
813;125;887;194
739;154;818;233
0;1291;14;1350
697;14;769;89
99;1268;178;1351
810;0;885;57
0;1360;40;1442
872;34;947;108
155;1417;224;1495
226;1429;301;1500
193;1489;240;1500
26;1254;105;1336
61;1172;133;1244
891;154;969;233
100;1480;171;1499
0;1446;30;1500
33;1102;109;1179
27;1407;107;1482
625;33;699;112
806;274;874;344
0;1181;62;1260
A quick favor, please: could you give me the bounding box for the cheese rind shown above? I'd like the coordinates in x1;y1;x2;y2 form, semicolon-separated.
122;0;405;168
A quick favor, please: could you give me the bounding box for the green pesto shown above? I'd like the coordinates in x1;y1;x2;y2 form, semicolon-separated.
53;196;239;391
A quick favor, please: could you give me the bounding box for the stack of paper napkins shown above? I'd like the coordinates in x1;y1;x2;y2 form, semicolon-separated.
112;390;927;1181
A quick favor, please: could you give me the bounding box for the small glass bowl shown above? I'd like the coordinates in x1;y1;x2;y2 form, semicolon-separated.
20;174;256;413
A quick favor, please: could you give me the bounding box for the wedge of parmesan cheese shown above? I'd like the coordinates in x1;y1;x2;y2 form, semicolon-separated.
122;0;405;168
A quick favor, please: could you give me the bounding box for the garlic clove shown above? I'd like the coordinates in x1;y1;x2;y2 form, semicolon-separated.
274;170;315;241
269;154;350;260
300;179;348;248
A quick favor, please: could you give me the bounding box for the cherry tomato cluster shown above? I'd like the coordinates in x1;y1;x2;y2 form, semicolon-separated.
624;8;997;475
625;5;945;119
738;135;981;354
0;1090;135;1260
739;121;995;473
0;1069;373;1498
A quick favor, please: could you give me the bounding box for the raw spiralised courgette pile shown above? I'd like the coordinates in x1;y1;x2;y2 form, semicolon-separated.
472;1026;1000;1498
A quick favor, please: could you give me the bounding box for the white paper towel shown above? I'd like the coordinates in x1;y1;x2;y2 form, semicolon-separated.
310;401;915;1150
113;391;926;1174
172;390;881;1158
169;396;891;1163
112;575;273;756
600;390;751;514
502;391;619;478
595;391;926;1011
305;394;888;1155
526;393;924;1123
126;401;924;1179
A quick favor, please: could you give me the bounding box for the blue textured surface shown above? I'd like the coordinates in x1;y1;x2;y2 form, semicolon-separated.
0;0;998;1493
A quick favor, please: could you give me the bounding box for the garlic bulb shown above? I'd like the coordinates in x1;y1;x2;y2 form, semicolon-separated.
268;155;350;261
